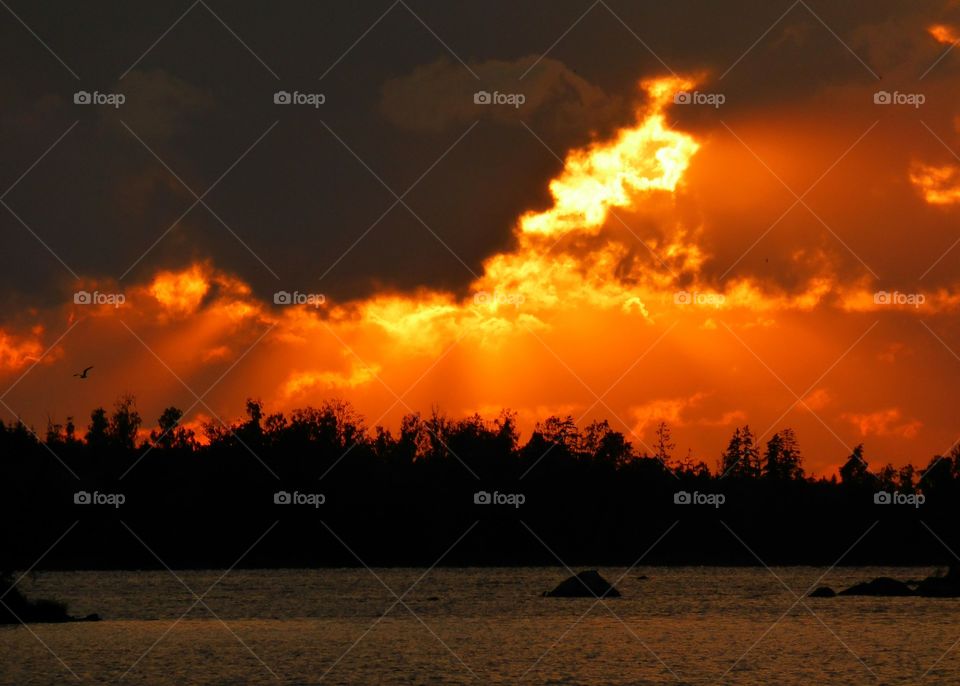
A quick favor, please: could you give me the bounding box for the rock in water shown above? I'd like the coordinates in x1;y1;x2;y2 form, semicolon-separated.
0;594;72;624
0;572;98;624
916;566;960;597
544;570;621;598
808;586;836;598
838;577;914;596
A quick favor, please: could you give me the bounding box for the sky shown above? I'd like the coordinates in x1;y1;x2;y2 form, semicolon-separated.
3;0;960;475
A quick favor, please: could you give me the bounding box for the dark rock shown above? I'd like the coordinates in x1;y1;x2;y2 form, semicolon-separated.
0;594;72;624
808;586;836;598
544;570;621;598
838;577;914;597
0;572;97;624
916;566;960;597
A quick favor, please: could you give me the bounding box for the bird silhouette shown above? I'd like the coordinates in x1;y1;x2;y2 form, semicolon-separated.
74;366;93;379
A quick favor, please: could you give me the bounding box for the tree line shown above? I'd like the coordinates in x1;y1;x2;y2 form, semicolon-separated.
2;396;959;568
23;395;950;491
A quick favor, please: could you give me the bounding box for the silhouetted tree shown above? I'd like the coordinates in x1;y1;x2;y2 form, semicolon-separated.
720;427;742;476
150;407;196;451
493;409;519;455
839;443;871;485
720;426;760;478
763;428;804;480
921;447;960;497
740;426;760;478
328;399;365;450
44;415;64;448
399;412;431;462
781;428;803;478
64;416;76;445
879;463;898;490
581;420;631;468
239;398;265;447
424;407;454;463
109;395;141;451
85;407;109;452
654;421;675;465
538;415;579;452
898;463;917;492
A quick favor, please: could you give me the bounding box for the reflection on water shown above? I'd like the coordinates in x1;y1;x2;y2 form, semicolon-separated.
1;567;958;685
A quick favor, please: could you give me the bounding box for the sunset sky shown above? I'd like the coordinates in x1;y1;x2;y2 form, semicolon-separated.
3;0;960;475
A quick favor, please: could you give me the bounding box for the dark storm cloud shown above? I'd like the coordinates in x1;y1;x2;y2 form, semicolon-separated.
106;69;214;140
2;0;960;316
379;55;628;138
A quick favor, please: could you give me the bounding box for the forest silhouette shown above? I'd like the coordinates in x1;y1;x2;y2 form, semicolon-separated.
3;396;960;569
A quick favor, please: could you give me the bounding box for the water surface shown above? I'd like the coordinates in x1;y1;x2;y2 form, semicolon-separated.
2;567;958;684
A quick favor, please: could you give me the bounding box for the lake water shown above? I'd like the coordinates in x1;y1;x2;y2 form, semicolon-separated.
1;567;958;685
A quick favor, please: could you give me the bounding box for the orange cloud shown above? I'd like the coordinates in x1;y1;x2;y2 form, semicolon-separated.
842;408;922;439
803;388;832;411
929;24;959;44
631;396;699;434
0;327;48;372
281;364;380;400
519;75;699;237
203;345;232;362
149;263;212;314
910;162;960;205
696;410;748;428
630;393;746;434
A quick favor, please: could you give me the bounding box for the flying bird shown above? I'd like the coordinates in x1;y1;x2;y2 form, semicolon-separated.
74;366;94;379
